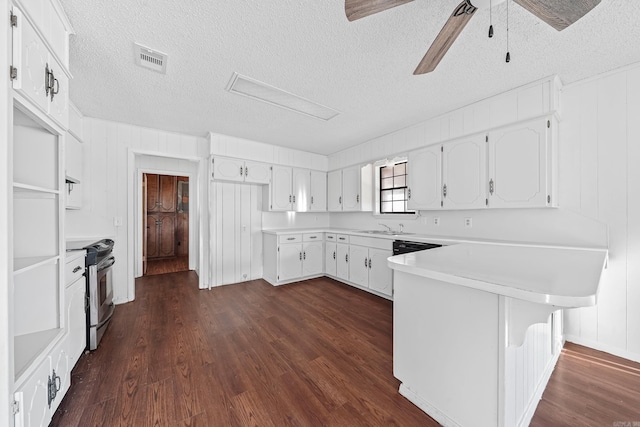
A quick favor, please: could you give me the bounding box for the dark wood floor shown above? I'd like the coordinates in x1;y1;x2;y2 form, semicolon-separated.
145;256;189;276
52;272;640;426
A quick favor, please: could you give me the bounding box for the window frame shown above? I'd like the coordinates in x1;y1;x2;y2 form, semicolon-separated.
373;159;417;217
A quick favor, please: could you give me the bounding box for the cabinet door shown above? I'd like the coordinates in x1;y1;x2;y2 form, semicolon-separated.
336;243;349;281
48;58;69;128
65;278;86;368
146;174;160;213
442;135;487;210
14;356;52;427
12;8;49;113
65;133;83;182
342;166;361;211
325;242;337;276
368;248;393;296
292;168;311;212
309;170;327;212
158;175;177;213
407;145;442;210
50;345;70;412
271;166;293;211
244;160;271;184
278;243;302;282
157;214;176;257
65;182;81;210
488;118;550;208
147;213;160;258
212;156;244;182
327;170;342;212
302;241;323;276
349;245;369;287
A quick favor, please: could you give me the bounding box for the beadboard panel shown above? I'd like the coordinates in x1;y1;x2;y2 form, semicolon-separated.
211;182;263;286
67;118;208;303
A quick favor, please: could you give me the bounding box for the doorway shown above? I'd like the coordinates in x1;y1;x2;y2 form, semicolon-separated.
142;173;190;276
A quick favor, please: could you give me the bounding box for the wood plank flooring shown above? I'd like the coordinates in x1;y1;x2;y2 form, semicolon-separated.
51;273;438;426
52;271;640;426
145;256;189;276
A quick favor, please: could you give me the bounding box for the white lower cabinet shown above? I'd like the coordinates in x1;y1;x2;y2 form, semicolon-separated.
14;356;51;427
349;245;369;287
65;277;87;368
336;242;349;281
325;241;337;276
348;241;393;296
263;233;324;285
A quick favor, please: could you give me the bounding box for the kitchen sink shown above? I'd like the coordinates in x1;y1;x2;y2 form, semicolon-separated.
358;230;415;236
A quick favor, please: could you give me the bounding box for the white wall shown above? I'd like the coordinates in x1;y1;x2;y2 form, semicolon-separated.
561;64;640;362
66;118;209;303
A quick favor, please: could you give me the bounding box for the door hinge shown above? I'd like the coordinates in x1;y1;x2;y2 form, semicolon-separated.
11;399;20;415
9;66;17;81
10;12;17;27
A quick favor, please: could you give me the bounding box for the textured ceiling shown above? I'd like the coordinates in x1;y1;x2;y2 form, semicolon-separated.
61;0;640;155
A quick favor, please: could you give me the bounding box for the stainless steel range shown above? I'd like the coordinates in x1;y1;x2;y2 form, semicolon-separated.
68;239;115;350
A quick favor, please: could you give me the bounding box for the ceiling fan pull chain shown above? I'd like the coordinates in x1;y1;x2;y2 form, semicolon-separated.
489;0;494;38
505;0;511;62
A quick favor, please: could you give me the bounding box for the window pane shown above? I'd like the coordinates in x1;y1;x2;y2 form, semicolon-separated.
381;177;393;189
394;163;406;175
393;201;405;212
394;175;406;188
393;189;405;201
381;201;393;213
381;167;393;178
381;189;393;202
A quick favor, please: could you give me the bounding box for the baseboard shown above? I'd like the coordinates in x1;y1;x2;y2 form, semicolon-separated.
398;384;462;427
517;343;562;427
564;335;640;364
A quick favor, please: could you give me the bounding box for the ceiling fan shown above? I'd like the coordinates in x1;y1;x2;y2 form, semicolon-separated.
345;0;601;74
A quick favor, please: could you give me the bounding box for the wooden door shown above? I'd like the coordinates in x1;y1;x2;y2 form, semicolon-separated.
146;174;160;213
157;214;176;258
158;175;176;212
146;213;160;258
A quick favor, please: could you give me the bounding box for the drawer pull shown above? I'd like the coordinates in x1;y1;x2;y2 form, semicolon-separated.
309;236;317;239
339;237;346;241
287;237;296;241
72;266;83;273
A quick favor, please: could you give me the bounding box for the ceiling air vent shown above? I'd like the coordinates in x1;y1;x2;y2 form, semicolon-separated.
134;43;168;74
226;72;340;121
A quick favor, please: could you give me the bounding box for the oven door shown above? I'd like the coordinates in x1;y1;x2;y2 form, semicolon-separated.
89;255;115;326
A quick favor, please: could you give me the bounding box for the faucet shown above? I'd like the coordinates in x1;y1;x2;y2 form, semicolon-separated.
379;223;392;232
399;224;404;233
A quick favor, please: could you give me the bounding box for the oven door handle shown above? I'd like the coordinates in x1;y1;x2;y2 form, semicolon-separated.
97;256;115;272
96;303;115;329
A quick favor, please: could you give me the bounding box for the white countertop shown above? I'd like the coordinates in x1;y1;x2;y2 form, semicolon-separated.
387;243;608;308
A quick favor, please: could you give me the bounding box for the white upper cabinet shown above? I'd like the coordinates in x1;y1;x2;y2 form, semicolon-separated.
488;117;554;208
442;134;487;210
309;170;327;212
292;168;310;212
271;166;293;211
211;156;271;184
327;170;342;211
342;165;361;211
407;145;442;210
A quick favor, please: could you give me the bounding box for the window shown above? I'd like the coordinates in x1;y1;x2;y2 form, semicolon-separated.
379;161;411;214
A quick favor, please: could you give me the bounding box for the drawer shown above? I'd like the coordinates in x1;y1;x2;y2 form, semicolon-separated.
278;234;302;244
336;234;350;243
303;233;322;242
325;233;336;241
65;251;86;287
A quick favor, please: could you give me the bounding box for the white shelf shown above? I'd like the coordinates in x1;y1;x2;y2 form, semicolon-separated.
13;182;59;195
13;255;59;275
14;328;63;383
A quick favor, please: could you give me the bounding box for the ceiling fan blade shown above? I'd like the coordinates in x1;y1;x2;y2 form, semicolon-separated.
414;1;477;75
345;0;414;22
514;0;601;31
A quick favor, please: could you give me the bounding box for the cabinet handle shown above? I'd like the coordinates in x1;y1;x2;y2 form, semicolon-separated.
364;258;368;267
45;63;51;97
299;252;302;260
408;188;411;200
346;254;349;263
357;194;359;203
293;195;296;203
286;237;295;241
51;77;59;101
303;252;306;260
309;236;317;239
369;258;372;269
289;195;292;203
311;196;314;204
443;184;447;198
245;166;248;176
240;166;244;176
72;266;82;273
339;237;345;241
333;251;336;260
489;179;494;195
339;196;342;204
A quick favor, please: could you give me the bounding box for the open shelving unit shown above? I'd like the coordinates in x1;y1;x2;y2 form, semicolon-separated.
11;107;65;386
